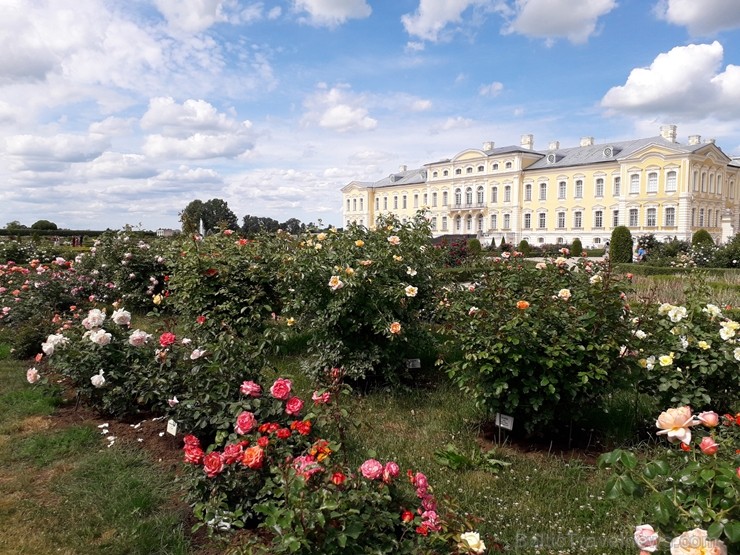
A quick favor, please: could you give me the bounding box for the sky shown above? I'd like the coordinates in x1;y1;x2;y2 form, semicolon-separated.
1;0;740;231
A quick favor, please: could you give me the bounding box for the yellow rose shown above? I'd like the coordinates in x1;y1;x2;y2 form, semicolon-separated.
152;294;163;305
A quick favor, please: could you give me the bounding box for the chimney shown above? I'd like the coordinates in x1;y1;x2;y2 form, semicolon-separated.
520;134;533;149
704;138;716;144
483;141;495;151
580;136;594;147
660;124;677;143
548;140;560;150
398;164;407;172
688;135;701;145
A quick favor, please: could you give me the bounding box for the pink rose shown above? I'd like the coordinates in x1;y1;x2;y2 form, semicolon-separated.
312;390;331;404
634;524;659;552
203;451;225;477
26;367;40;384
697;411;719;428
360;459;384;480
383;461;400;483
222;443;244;465
270;378;292;400
184;445;204;464
235;411;257;435
285;396;304;416
240;381;262;397
699;436;719;455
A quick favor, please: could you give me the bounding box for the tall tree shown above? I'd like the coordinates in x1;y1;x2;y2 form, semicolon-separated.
180;199;238;234
31;219;58;230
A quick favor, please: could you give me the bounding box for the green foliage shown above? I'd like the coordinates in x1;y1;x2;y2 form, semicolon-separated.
610;226;633;263
279;214;444;385
692;228;715;247
517;239;530;256
180;198;239;235
571;238;582;256
31;219;58;230
466;238;482;256
443;258;634;435
599;412;739;549
626;272;740;412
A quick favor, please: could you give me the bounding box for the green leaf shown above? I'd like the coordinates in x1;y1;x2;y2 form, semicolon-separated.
707;522;723;540
725;522;740;543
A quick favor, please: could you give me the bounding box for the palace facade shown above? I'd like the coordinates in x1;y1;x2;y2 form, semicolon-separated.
341;126;740;247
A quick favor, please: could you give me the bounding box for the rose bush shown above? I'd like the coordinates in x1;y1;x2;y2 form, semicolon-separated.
599;406;739;550
442;256;634;434
275;214;444;385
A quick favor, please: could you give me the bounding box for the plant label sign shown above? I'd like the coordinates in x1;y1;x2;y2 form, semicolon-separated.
494;413;514;431
166;419;178;436
406;358;421;369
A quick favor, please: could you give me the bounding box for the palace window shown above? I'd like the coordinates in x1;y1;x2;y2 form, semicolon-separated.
443;191;448;206
503;214;510;228
454;189;462;206
538;213;546;229
477;214;484;231
432;192;437;207
491;214;498;229
353;199;357;211
559;181;567;199
413;194;418;208
539;183;547;200
557;212;566;229
524;183;532;201
574;211;583;228
574;180;582;198
629;208;639;227
665;207;676;227
492;187;498;203
613;176;621;196
383;197;388;210
647;172;658;193
630;174;640;194
465;187;473;205
402;195;407;209
594;210;603;228
646;208;657;227
442;216;448;231
612;210;619;227
595;178;604;197
504;185;511;202
477;186;484;204
523;213;531;229
666;171;677;192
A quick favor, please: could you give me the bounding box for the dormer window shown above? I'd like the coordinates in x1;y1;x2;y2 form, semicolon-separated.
493;163;499;170
432;171;438;178
466;167;473;174
547;153;556;164
603;146;613;158
505;161;512;169
455;168;462;175
477;165;484;172
443;170;449;176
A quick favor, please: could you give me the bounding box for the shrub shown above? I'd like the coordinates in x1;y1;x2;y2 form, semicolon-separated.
517;239;530;256
571;238;582;257
443;257;634;435
279;214;443;385
610;226;633;263
692;228;714;247
466;238;481;257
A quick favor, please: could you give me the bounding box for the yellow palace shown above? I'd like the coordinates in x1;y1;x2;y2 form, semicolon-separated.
342;126;740;247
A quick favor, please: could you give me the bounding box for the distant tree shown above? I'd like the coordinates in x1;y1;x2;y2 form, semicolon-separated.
242;215;280;235
518;239;530;256
31;219;58;230
5;220;27;230
610;226;633;263
180;199;238;235
280;218;304;235
467;238;481;257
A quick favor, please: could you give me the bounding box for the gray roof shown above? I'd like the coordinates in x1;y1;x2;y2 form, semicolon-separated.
527;136;715;170
367;167;427;189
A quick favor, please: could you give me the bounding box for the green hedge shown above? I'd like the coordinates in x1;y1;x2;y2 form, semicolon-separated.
613;263;740;279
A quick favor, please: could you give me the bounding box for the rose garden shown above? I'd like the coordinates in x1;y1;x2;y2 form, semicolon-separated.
0;215;737;554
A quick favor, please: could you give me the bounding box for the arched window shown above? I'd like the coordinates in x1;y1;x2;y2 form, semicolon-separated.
455;168;462;175
666;171;677;192
466;214;472;231
477;214;483;230
524;183;532;201
465;187;473;205
575;179;583;198
443;191;448;206
454;188;462;206
491;187;498;203
504;185;511;202
476;186;484;204
455;215;462;231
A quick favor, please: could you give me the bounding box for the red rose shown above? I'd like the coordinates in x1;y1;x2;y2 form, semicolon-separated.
276;428;291;440
159;332;177;347
258;436;269;448
196;315;206;325
203;451;224;477
401;510;414;523
223;443;244;465
242;446;265;469
234;411;256;435
184;445;204;464
415;525;429;536
270;378;292;400
290;420;312;436
331;472;346;486
285;396;304;416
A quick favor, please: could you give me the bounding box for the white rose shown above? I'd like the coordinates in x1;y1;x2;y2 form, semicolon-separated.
111;308;131;326
128;329;151;347
90;370;106;388
190;348;206;360
82;308;106;330
557;288;572;301
458;531;486;554
89;329;112;346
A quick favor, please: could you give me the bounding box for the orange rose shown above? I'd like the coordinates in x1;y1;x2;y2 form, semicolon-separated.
242;446;265;469
516;300;530;310
389;321;401;334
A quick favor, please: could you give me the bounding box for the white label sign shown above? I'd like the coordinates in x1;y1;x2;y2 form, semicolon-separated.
494;413;514;431
166;419;178;436
406;358;421;369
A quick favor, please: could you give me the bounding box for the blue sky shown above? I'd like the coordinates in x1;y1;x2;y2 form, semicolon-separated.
1;0;740;230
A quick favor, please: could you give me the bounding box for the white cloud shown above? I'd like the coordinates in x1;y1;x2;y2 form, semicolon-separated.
402;0;500;42
293;0;371;27
303;85;377;132
601;42;740;118
84;152;156;179
431;116;474;134
4;133;110;164
143;132;255;160
153;0;266;33
411;99;433;111
504;0;617;44
479;81;504;96
88;117;136;136
141;97;250;137
654;0;740;35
